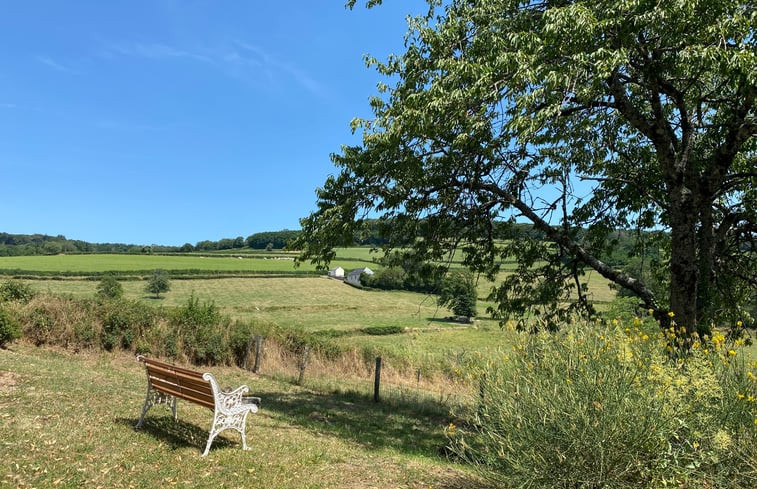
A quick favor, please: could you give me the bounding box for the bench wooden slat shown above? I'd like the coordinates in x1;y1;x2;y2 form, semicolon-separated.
145;366;212;394
144;362;205;382
146;374;214;399
142;357;207;379
148;378;216;409
142;361;216;410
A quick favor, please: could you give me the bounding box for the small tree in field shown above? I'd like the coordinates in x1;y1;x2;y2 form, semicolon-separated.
96;274;123;300
438;271;477;321
145;269;170;299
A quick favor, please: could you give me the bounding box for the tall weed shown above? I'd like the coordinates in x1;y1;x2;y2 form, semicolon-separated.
448;320;756;489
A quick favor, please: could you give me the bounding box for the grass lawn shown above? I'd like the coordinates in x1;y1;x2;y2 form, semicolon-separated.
24;277;458;331
0;344;482;489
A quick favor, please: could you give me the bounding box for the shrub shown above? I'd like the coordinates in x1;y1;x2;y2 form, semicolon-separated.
0;307;22;347
99;299;155;351
173;292;220;329
438;270;477;319
363;267;406;290
448;320;757;489
193;324;228;365
361;325;405;336
20;296;95;348
0;279;35;303
229;320;257;366
96;274;123;300
171;293;229;365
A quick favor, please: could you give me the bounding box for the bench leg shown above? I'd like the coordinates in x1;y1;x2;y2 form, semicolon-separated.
201;410;252;457
135;385;177;428
239;411;251;451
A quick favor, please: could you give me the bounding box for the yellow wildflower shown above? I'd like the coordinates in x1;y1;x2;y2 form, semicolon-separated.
448;422;456;431
737;320;743;327
648;308;654;315
668;311;675;318
728;350;737;357
737;393;745;400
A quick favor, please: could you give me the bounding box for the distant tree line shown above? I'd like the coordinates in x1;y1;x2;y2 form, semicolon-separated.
1;225;660;275
0;233;172;256
0;230;305;256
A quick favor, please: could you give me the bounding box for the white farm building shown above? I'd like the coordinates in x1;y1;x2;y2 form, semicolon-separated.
328;266;345;279
345;267;373;286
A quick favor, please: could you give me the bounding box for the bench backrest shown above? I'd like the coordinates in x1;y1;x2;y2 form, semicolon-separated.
138;355;215;410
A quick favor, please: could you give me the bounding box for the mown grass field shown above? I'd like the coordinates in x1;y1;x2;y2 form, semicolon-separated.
21;276;517;367
0;248;380;275
1;248;618;367
0;345;482;489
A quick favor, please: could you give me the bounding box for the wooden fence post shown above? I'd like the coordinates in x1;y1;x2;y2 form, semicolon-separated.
297;346;310;386
374;356;382;403
252;335;263;374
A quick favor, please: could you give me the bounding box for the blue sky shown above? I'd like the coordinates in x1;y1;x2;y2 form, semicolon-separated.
0;1;427;246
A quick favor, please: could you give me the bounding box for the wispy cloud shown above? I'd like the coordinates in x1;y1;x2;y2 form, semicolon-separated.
105;42;210;63
0;103;19;109
233;42;326;97
36;56;79;74
100;40;327;98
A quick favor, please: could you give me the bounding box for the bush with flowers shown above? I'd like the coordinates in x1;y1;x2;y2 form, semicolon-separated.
447;317;756;488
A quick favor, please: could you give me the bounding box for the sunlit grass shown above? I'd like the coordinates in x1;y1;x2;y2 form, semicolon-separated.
0;253;314;273
0;345;479;488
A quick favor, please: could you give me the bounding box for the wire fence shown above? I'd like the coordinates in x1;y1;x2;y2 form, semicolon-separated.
241;335;472;410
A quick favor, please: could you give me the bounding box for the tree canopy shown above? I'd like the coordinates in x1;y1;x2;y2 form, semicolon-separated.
144;269;171;299
298;0;756;334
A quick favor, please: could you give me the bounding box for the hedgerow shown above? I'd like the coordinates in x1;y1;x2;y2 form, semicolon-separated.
4;279;346;367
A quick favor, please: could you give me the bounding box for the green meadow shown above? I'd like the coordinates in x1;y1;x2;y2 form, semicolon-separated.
0;253;317;274
4;249;616;358
0;345;482;489
1;248;618;366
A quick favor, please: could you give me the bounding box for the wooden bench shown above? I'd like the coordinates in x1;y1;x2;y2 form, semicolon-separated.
134;355;259;456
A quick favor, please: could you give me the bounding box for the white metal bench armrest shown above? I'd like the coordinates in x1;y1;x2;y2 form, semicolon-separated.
202;373;258;414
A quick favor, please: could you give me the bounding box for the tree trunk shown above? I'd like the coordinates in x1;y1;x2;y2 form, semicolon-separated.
696;196;716;337
668;184;699;336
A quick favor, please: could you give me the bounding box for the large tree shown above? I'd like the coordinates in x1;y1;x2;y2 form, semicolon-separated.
298;0;756;335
